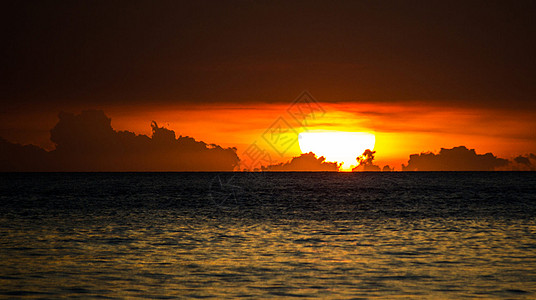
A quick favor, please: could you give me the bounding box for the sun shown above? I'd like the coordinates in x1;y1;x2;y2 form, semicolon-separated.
298;131;376;171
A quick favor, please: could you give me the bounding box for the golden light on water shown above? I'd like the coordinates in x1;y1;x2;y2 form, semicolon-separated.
298;131;376;171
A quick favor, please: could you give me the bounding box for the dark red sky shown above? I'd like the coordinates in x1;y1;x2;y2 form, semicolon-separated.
2;0;536;109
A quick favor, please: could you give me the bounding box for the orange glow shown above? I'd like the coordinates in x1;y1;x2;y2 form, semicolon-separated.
102;102;536;170
298;131;375;171
3;101;535;171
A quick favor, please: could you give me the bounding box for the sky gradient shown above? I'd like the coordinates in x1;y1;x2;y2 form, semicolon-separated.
1;0;535;170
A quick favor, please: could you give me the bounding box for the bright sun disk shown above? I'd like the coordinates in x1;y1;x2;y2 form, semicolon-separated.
298;131;376;171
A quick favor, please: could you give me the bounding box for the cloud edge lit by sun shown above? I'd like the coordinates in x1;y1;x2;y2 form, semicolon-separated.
298;130;376;171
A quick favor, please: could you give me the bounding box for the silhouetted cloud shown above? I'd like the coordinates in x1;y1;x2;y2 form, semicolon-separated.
352;149;383;171
514;155;530;166
0;137;50;171
382;165;394;172
0;110;239;171
504;154;536;171
402;146;509;171
262;152;339;171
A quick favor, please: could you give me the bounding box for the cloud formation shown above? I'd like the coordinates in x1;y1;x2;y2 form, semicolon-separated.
352;149;381;172
0;137;49;171
402;146;509;171
2;115;533;172
262;152;339;171
0;110;239;171
504;154;536;171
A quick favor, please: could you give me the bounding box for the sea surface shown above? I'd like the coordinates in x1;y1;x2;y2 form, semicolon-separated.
1;172;535;299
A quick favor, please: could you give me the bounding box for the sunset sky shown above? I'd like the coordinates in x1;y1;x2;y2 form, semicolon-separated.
2;1;535;171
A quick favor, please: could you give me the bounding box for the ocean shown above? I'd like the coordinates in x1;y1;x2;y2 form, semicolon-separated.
1;172;535;298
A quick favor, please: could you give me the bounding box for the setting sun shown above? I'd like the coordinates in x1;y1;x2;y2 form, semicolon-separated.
298;131;376;171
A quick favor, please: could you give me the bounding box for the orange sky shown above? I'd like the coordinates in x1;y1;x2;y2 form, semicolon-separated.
3;99;533;171
4;99;536;170
110;103;536;170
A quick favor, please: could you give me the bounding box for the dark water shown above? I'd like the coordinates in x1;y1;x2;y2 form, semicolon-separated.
1;172;535;299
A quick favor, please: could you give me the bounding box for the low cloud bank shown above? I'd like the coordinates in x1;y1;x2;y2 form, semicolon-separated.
0;110;239;171
504;153;536;171
402;146;510;171
353;146;535;172
2;115;534;172
262;152;339;171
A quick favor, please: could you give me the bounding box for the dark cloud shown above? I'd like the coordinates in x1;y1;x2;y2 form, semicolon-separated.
352;149;392;172
402;146;509;171
514;156;531;166
262;152;339;171
352;149;381;172
507;154;536;171
0;110;239;171
0;137;49;171
382;165;394;172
